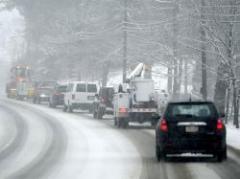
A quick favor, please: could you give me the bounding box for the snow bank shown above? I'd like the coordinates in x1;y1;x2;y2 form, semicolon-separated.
226;124;240;150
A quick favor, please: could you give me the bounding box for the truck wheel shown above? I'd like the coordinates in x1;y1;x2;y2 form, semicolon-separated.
151;120;157;127
118;118;127;128
123;119;129;129
114;117;117;126
63;105;67;112
97;110;103;119
68;105;73;113
93;111;97;119
117;118;121;128
89;106;94;114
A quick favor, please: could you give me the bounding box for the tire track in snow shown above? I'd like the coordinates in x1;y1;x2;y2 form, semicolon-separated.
3;100;67;179
81;113;192;179
0;104;28;162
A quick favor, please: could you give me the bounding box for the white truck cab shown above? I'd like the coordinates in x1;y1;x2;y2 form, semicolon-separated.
64;81;98;112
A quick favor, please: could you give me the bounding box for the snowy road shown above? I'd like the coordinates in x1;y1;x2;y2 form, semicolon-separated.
1;99;240;179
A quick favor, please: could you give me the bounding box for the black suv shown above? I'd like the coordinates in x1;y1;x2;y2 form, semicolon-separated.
156;101;227;162
93;87;114;119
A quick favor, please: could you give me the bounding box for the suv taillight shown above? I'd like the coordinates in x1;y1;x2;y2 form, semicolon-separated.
217;119;224;131
160;119;168;132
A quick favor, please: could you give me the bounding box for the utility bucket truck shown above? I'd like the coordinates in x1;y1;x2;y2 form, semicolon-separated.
113;63;160;128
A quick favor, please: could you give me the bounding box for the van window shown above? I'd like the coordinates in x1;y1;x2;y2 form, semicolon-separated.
76;84;86;92
87;84;97;93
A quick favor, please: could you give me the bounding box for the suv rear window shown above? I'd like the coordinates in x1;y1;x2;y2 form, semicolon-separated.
76;84;86;92
165;103;217;119
87;84;97;93
100;88;114;98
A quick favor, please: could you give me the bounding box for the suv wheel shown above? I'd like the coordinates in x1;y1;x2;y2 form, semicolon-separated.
216;148;227;162
156;145;162;162
223;148;227;160
156;145;166;162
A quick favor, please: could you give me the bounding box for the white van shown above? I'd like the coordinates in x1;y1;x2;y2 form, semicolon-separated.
64;81;98;112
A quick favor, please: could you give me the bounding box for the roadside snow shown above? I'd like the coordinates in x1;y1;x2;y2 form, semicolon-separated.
226;124;240;150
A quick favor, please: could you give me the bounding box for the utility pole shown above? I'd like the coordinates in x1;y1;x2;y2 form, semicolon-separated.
172;1;179;97
122;0;127;83
184;60;188;94
200;0;207;100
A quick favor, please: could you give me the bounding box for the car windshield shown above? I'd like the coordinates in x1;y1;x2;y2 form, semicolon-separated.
166;103;217;119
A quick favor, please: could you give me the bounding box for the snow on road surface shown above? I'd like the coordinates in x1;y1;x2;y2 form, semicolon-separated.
0;107;18;156
2;98;240;179
45;111;142;179
0;99;142;179
0;103;52;179
226;124;240;150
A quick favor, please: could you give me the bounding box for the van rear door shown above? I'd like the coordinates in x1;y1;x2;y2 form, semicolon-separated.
74;83;87;103
87;84;97;102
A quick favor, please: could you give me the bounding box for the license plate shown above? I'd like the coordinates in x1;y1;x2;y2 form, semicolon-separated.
185;126;199;133
88;96;95;100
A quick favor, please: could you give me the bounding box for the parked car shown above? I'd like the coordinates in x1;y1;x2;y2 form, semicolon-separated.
49;82;68;108
93;87;114;119
156;101;227;162
33;86;53;104
63;81;98;112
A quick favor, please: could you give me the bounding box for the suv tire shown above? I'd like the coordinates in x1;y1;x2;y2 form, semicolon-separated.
156;145;162;162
